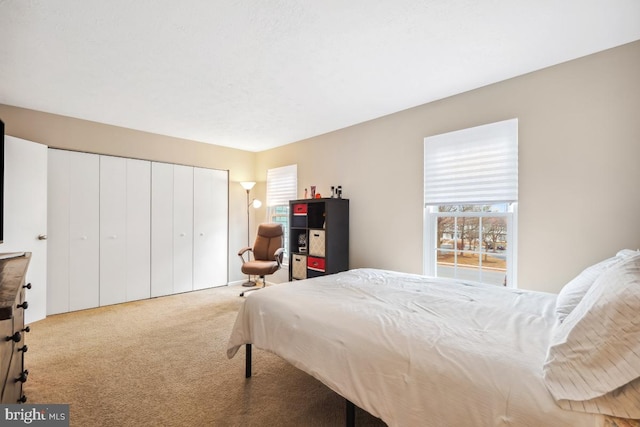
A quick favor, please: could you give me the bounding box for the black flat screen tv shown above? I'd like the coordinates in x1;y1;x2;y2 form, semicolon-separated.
0;118;4;244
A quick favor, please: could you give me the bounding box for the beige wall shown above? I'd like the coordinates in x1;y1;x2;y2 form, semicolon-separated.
0;105;256;173
3;40;639;292
257;40;640;293
0;105;257;282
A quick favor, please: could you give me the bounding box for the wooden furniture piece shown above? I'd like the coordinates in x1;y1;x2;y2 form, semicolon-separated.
0;252;31;404
288;198;349;281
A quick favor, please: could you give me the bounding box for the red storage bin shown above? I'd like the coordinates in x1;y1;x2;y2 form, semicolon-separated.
307;256;325;272
293;203;308;215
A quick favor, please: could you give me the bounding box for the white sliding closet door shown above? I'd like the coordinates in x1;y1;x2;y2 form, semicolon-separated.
151;162;174;297
69;152;100;311
193;167;228;290
48;149;100;315
100;156;151;305
47;151;70;315
125;159;151;301
68;152;100;312
172;165;194;294
99;156;127;305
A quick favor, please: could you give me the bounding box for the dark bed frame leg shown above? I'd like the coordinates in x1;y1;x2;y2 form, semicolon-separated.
245;344;252;378
245;343;354;426
346;399;355;427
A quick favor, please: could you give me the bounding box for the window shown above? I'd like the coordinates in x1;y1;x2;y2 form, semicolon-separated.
423;119;518;287
266;164;297;264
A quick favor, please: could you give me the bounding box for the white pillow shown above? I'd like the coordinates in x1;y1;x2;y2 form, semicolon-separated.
554;377;640;418
543;252;640;417
555;258;615;322
554;249;638;322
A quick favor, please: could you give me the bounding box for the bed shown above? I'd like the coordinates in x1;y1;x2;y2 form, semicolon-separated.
227;251;640;427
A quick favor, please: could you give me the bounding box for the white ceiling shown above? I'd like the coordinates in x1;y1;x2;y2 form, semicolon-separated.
1;1;639;152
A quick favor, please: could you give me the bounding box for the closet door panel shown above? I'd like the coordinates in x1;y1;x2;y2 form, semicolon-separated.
209;169;228;287
99;156;127;306
125;159;151;301
151;162;174;297
68;152;100;311
47;150;71;315
173;165;194;294
193;168;228;290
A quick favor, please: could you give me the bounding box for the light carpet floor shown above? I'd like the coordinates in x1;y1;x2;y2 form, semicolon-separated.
24;284;387;427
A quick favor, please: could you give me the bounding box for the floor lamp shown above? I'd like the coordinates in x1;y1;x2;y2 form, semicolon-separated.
240;181;262;287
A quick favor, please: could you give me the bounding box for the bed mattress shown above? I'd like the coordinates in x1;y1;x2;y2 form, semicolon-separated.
227;268;630;427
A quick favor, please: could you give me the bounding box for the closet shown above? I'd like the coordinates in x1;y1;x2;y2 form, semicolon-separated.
47;149;228;315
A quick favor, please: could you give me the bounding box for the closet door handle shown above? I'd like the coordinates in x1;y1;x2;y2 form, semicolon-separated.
38;234;48;240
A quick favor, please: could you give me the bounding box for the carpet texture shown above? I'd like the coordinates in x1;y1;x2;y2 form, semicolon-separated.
24;284;387;426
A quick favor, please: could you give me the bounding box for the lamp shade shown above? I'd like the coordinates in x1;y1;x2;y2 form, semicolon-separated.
240;181;256;191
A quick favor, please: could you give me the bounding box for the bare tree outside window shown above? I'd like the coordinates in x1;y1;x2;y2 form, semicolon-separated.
434;204;510;286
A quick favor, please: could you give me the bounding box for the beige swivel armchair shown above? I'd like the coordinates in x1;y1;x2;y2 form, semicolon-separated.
238;223;284;297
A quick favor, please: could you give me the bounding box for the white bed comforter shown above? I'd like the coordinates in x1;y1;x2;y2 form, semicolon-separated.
227;268;604;427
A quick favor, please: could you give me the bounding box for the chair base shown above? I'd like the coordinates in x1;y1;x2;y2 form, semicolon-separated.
241;275;256;287
240;277;265;297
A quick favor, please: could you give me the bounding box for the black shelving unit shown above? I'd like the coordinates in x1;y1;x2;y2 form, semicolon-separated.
288;198;349;281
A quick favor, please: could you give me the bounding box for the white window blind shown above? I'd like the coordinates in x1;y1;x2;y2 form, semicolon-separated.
424;119;518;205
267;164;297;206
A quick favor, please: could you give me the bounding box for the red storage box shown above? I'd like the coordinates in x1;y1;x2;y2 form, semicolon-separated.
293;203;308;215
307;256;325;272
